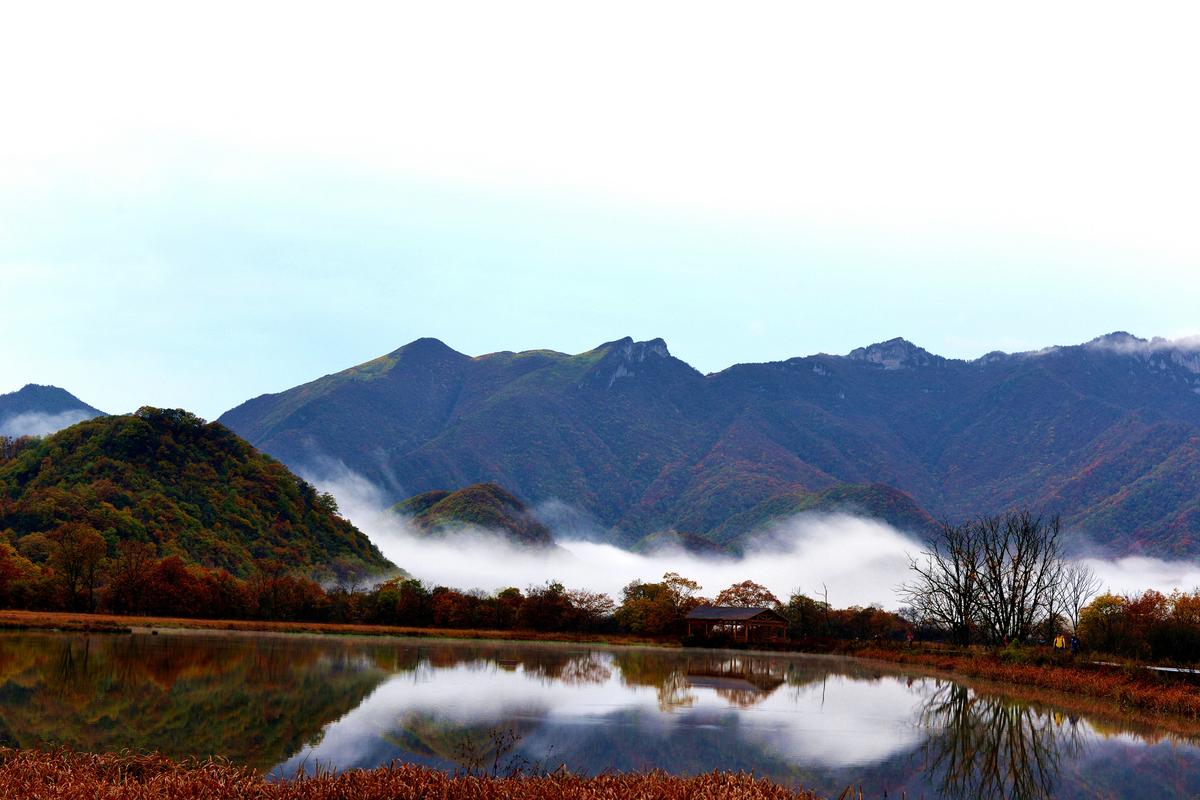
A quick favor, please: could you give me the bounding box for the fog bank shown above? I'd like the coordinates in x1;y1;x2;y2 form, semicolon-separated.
311;464;1200;610
0;410;92;437
310;465;919;607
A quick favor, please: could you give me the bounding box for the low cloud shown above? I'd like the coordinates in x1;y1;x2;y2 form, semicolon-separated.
1082;556;1200;598
1084;333;1200;355
307;462;1200;609
0;409;92;437
307;462;919;607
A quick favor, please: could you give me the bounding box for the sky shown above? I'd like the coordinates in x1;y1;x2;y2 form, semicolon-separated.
2;2;1198;419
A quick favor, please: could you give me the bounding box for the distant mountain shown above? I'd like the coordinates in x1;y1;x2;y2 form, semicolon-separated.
0;384;104;437
219;332;1200;556
394;483;555;548
0;407;392;578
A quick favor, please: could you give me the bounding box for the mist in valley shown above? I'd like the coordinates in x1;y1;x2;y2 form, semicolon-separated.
309;463;1200;610
0;410;93;438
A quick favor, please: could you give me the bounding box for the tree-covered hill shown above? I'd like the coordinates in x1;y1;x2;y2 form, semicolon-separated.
0;408;392;579
394;483;555;547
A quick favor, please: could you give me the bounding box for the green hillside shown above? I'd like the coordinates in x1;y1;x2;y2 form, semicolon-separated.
0;407;391;578
394;483;555;547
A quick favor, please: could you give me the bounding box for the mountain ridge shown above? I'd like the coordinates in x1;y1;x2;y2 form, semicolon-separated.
218;332;1200;555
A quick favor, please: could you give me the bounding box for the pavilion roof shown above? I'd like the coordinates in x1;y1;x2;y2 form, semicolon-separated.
685;605;787;623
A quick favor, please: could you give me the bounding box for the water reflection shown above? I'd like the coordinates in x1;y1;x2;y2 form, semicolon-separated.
1;631;1199;798
918;683;1085;800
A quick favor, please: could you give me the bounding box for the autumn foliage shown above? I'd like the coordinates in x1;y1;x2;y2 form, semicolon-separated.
0;408;389;582
1076;589;1200;663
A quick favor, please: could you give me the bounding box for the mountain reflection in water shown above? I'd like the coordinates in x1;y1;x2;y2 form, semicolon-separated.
1;631;1199;798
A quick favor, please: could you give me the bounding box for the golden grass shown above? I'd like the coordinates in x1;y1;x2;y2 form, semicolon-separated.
855;644;1200;719
0;609;673;647
0;749;822;800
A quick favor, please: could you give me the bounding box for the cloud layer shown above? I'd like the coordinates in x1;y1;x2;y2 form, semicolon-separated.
0;410;92;437
311;462;1200;612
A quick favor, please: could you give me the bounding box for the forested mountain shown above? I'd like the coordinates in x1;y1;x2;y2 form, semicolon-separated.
0;384;104;437
394;483;555;547
0;407;392;578
219;333;1200;556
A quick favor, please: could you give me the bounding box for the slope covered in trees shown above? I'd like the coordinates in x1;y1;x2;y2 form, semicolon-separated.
394;483;555;547
219;333;1200;555
0;408;391;581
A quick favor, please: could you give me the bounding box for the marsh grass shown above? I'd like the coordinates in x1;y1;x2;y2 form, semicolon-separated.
856;644;1200;719
0;749;823;799
0;609;670;646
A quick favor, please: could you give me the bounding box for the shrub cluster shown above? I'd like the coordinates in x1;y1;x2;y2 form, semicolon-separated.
1077;589;1200;663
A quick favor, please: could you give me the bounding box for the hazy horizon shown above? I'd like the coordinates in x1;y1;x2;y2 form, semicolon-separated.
4;4;1199;418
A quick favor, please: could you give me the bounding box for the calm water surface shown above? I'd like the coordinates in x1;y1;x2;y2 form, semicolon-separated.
2;630;1198;799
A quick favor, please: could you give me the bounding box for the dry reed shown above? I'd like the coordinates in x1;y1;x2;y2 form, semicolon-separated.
0;749;823;800
0;609;671;647
856;645;1200;718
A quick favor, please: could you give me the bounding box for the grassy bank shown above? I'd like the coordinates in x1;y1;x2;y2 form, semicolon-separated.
854;643;1200;719
0;609;673;647
0;750;822;800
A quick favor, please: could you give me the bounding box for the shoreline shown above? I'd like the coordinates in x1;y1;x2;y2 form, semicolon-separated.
8;609;1200;724
849;643;1200;721
0;609;675;648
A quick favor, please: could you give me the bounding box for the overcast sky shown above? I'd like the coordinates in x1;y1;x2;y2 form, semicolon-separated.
3;2;1198;418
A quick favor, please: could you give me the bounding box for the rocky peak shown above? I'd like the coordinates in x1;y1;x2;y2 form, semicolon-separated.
1084;332;1200;375
847;338;942;369
587;337;682;388
597;336;671;362
1085;331;1148;350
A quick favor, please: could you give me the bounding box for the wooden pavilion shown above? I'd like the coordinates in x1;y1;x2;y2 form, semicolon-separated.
685;605;788;643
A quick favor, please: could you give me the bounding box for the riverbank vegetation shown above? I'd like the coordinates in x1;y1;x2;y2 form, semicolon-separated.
0;750;823;800
854;642;1200;719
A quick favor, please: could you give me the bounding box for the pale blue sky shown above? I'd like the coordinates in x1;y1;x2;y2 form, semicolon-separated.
2;3;1198;418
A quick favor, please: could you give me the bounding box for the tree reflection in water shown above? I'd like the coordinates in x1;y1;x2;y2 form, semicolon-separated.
918;682;1087;800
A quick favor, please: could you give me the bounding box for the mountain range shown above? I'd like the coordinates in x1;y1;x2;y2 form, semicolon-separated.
217;332;1200;557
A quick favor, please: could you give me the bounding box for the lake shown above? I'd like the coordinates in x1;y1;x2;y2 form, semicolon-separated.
0;630;1197;799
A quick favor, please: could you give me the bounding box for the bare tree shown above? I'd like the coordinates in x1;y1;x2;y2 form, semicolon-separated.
1060;561;1101;632
901;510;1069;645
899;521;981;645
974;511;1064;644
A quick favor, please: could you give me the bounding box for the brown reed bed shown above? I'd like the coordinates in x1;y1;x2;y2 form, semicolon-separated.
0;609;671;647
0;749;822;800
854;644;1200;719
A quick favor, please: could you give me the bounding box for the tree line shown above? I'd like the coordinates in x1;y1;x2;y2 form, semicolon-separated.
13;500;1197;662
0;522;912;640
